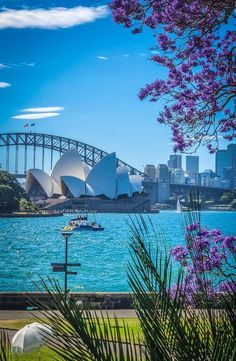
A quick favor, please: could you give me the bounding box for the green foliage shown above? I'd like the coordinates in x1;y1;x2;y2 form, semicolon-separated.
0;332;12;361
19;198;39;213
0;185;19;213
0;333;58;361
219;192;235;204
0;171;25;213
230;199;236;210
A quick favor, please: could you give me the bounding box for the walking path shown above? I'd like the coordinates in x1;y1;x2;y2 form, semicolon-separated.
0;309;137;321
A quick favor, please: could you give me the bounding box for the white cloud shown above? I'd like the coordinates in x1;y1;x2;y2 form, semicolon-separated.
150;50;159;55
0;62;36;69
0;6;108;29
22;106;64;112
22;62;36;67
12;112;60;120
96;55;109;60
0;63;9;69
0;81;11;88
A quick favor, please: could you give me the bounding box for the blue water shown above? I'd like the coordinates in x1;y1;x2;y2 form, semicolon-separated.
0;212;236;292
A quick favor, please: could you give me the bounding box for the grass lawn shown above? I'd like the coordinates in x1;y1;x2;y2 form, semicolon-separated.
0;319;46;330
0;318;141;338
0;317;142;360
8;347;59;361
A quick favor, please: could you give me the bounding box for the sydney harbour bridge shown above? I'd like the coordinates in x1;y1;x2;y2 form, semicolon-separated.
0;132;145;178
0;132;229;202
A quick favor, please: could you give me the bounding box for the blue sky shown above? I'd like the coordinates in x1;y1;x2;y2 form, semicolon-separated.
0;1;226;172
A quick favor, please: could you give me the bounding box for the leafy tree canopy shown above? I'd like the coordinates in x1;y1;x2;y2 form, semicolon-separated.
0;171;25;213
230;199;236;209
110;0;236;153
19;198;39;213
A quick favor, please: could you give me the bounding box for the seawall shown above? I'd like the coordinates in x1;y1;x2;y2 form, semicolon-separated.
0;292;133;310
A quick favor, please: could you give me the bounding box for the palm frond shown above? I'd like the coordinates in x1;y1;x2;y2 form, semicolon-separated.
23;195;236;361
127;211;236;361
0;331;12;361
29;278;144;361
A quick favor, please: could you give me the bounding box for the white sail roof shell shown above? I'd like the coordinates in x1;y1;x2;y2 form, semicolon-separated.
26;151;142;200
51;149;88;184
86;152;117;199
26;169;54;198
116;166;131;197
129;175;142;195
61;176;86;198
82;162;91;179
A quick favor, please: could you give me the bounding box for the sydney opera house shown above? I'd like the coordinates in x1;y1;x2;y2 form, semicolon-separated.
25;150;142;201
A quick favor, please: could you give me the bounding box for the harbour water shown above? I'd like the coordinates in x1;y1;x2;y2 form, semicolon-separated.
0;211;236;292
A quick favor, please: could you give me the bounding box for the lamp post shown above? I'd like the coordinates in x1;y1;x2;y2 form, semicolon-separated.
52;231;80;301
61;230;73;299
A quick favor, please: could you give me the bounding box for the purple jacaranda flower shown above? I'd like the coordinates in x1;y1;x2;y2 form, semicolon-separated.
194;236;210;251
186;223;199;232
110;0;236;153
223;236;236;253
219;281;236;293
172;245;188;265
205;249;225;271
209;229;222;237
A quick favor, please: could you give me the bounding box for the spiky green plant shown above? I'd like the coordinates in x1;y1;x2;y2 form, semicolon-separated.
0;332;13;361
1;206;236;360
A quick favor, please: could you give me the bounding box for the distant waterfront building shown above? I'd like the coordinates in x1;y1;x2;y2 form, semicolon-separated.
169;168;185;184
200;169;215;187
168;155;182;169
186;156;199;185
144;164;156;182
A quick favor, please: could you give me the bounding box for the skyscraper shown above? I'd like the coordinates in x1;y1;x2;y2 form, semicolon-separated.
156;164;170;183
186;156;199;174
156;164;170;202
227;144;236;169
215;150;228;178
168;154;182;169
144;164;156;182
186;156;199;185
223;167;236;189
215;144;236;179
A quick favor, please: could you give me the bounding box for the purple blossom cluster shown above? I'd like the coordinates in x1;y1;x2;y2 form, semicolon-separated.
110;0;236;152
171;245;188;266
171;223;236;304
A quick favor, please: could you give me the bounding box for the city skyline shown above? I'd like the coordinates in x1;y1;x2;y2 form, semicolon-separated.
145;143;236;173
0;0;230;173
144;143;236;190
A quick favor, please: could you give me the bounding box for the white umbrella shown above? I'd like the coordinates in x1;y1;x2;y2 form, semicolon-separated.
12;322;53;353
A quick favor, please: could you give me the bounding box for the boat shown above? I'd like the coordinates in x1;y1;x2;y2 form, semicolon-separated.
62;214;104;232
176;199;181;213
176;199;190;213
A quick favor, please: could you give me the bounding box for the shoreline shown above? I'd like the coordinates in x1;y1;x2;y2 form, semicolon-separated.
0;212;63;218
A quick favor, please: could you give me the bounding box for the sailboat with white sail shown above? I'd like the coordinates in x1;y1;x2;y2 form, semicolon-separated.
176;199;181;213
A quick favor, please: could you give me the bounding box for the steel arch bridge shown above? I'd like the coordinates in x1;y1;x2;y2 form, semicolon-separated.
0;132;145;178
